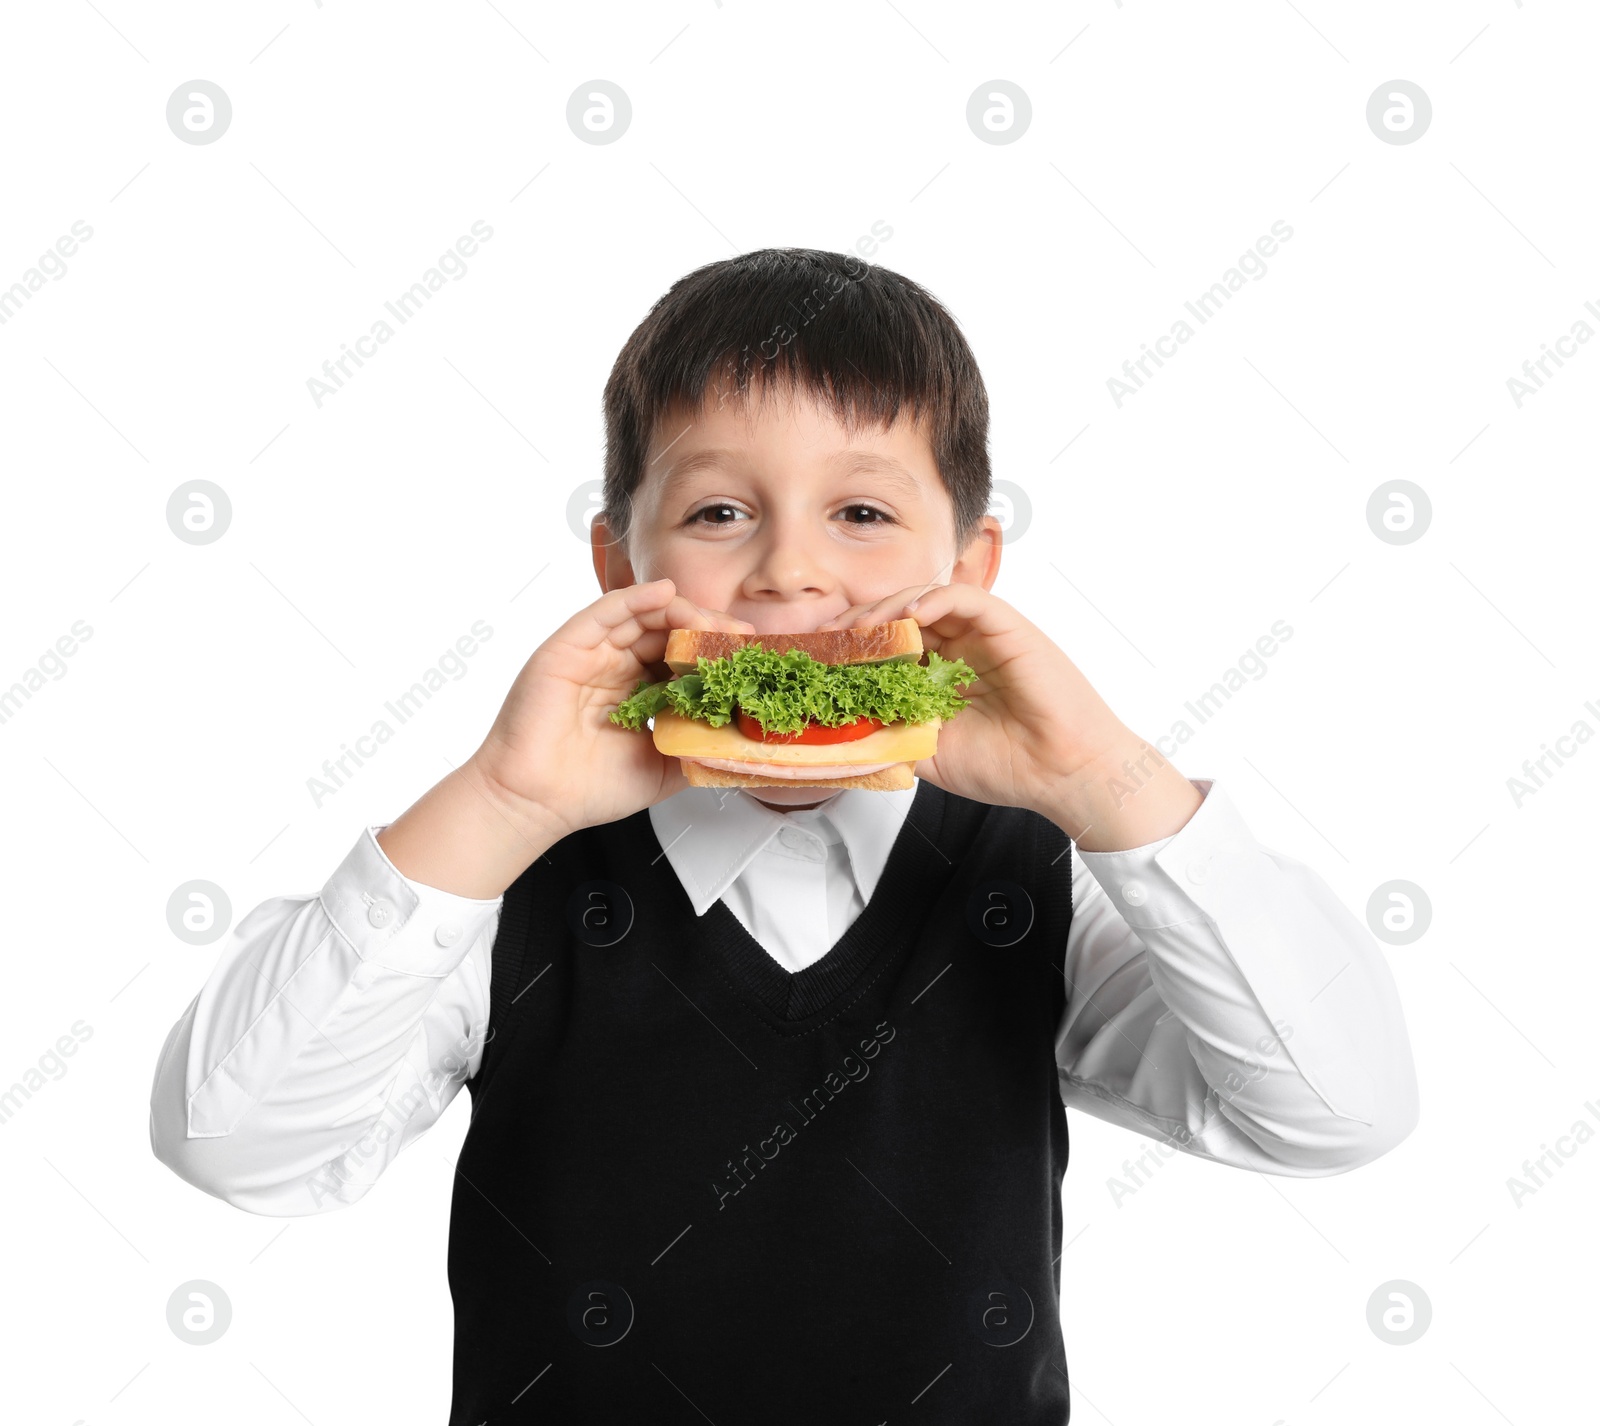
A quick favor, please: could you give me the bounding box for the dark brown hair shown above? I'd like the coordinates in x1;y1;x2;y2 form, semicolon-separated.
601;248;991;555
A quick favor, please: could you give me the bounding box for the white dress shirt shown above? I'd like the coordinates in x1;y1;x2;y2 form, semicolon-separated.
148;778;1420;1216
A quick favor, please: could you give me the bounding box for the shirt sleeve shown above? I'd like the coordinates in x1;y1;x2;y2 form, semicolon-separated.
147;824;503;1216
1055;779;1420;1177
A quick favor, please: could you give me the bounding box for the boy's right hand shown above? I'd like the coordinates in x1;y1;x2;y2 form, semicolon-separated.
469;579;755;842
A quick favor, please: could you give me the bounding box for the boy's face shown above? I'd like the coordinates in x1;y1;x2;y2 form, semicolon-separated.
596;385;1000;631
593;383;1001;809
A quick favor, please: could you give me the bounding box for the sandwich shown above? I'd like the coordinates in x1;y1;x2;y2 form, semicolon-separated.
608;617;976;790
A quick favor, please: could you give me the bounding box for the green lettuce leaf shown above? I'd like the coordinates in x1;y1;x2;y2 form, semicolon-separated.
609;643;977;737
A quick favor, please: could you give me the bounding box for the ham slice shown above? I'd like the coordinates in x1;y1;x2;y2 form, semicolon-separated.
684;756;898;781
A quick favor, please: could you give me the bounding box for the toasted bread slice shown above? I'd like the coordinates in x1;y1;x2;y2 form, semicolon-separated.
664;617;923;676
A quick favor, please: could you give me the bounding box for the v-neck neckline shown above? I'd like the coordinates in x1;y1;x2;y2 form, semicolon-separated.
641;778;948;1027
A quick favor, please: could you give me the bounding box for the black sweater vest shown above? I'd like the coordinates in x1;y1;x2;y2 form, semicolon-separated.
448;779;1076;1424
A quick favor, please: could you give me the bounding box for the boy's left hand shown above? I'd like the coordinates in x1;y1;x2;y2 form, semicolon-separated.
816;583;1202;851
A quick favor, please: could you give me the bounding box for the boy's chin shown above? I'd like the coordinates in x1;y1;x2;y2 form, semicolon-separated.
745;784;844;811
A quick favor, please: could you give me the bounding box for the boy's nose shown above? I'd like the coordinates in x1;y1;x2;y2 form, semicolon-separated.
736;526;850;634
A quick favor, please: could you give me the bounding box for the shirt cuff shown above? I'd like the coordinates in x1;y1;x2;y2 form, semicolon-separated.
318;825;503;975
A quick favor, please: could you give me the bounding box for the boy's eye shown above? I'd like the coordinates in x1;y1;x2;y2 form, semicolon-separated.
839;504;893;525
685;503;745;527
683;503;895;528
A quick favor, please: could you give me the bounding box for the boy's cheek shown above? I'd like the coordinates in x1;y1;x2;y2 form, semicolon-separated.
644;568;746;623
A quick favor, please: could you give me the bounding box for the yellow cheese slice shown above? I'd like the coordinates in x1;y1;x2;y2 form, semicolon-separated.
651;708;940;765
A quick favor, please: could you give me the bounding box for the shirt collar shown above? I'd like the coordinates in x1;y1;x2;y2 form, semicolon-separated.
647;783;918;917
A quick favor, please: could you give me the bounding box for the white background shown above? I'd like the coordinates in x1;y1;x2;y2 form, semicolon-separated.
2;1;1595;1422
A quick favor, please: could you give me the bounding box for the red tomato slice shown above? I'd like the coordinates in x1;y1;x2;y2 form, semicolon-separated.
736;708;887;745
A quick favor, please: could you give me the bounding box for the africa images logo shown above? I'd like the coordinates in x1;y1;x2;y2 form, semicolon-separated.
711;1022;896;1209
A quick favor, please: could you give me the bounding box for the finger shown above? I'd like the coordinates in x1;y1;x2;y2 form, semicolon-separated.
811;606;860;634
594;580;754;636
899;581;1017;640
675;598;758;634
565;578;678;653
814;594;903;633
624;596;744;679
659;593;755;633
653;750;693;802
816;582;951;633
642;585;758;635
629;626;671;677
630;597;753;677
587;581;755;662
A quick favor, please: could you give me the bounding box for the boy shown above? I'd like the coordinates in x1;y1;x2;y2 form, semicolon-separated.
150;248;1419;1423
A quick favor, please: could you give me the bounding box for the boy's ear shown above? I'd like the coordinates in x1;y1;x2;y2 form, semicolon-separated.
952;514;1003;592
591;515;636;593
